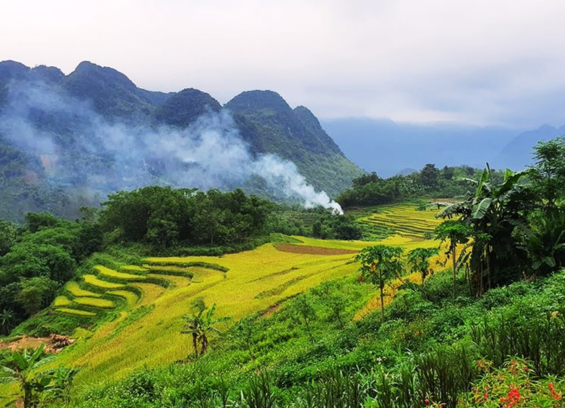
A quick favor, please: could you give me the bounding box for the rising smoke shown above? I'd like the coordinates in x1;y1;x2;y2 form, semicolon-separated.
0;80;343;214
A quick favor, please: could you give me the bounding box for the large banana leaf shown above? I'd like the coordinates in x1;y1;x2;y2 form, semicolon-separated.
472;198;492;219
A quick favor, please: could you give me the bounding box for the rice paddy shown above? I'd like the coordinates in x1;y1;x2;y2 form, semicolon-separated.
73;297;115;309
120;265;148;273
66;281;102;298
94;265;146;281
54;296;72;307
83;274;126;289
42;202;447;389
358;203;443;242
107;290;139;307
56;308;96;317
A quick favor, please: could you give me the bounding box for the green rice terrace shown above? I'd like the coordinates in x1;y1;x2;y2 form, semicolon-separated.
356;203;444;242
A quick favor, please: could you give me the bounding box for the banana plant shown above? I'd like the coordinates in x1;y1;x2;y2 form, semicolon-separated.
0;344;55;408
439;164;534;292
182;301;231;358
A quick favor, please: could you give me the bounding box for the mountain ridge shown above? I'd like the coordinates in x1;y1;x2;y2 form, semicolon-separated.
0;60;362;221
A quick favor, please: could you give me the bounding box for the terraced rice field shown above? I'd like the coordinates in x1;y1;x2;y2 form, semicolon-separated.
57;308;96;317
107;290;139;307
94;265;146;281
359;203;443;242
83;274;125;290
44;203;447;387
54;296;72;307
73;297;115;309
66;281;102;298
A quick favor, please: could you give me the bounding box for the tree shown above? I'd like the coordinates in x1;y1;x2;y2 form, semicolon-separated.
530;136;565;208
407;247;439;285
434;221;471;297
293;295;317;343
181;300;230;358
0;221;18;257
356;245;404;322
439;164;533;294
25;213;60;233
420;164;439;188
442;166;455;181
521;208;565;276
0;309;14;335
0;344;55;408
352;172;380;187
17;277;58;316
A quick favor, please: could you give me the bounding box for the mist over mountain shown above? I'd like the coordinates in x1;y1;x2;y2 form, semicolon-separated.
0;60;360;221
322;118;521;177
495;124;565;170
323;117;565;177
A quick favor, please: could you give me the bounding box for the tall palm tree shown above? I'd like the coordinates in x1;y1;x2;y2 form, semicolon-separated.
356;245;404;322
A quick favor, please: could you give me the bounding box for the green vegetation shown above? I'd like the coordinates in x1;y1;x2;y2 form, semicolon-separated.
0;212;102;333
0;137;564;407
0;344;76;407
356;245;404;321
336;164;505;208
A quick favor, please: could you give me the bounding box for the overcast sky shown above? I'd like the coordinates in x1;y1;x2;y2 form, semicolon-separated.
2;0;565;128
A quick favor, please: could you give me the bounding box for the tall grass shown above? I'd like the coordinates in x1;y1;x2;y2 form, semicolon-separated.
471;312;565;376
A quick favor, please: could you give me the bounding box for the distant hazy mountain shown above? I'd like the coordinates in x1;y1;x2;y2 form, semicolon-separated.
322;118;520;177
0;60;362;221
494;124;565;170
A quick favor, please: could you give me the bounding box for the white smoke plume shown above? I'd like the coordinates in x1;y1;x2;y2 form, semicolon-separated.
0;81;343;214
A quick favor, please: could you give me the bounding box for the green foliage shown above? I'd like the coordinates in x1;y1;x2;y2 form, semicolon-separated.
311;213;362;241
181;301;231;358
17;277;58;316
356;245;404;321
407;247;439;284
437;164;535;294
0;344;76;408
336;165;498;208
522;208;565;274
420;163;440;188
0;212;102;329
101;187;272;248
0;220;17;257
529;136;565;207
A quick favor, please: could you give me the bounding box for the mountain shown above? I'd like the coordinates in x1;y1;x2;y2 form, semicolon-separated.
493;124;565;170
321;118;520;177
225;91;362;197
0;61;362;221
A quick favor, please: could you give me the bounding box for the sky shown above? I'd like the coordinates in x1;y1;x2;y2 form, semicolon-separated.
2;0;565;128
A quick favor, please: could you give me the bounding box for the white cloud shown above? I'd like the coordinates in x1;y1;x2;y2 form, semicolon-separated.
2;0;565;127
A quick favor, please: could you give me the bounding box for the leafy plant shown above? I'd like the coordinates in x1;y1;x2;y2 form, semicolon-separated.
0;344;55;408
407;247;440;285
181;300;231;358
356;245;404;322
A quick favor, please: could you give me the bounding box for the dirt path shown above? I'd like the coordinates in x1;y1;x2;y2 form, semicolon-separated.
0;334;74;353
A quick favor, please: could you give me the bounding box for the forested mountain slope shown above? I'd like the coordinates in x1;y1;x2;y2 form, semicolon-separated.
0;61;362;221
